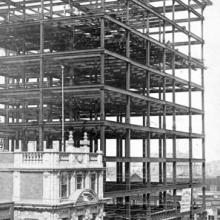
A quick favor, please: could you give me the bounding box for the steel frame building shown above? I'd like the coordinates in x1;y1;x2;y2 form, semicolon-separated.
0;0;211;219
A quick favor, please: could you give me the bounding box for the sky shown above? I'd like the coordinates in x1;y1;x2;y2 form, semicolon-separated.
203;1;220;161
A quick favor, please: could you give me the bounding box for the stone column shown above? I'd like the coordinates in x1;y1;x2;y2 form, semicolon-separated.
85;171;90;189
98;171;103;199
70;171;76;196
51;172;61;203
43;171;50;203
13;171;21;202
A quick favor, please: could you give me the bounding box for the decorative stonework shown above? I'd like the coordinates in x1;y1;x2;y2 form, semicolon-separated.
84;208;93;220
43;172;50;178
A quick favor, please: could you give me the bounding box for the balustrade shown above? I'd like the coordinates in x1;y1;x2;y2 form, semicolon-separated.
22;152;43;162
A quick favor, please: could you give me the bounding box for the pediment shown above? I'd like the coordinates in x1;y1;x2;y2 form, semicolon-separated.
70;189;98;205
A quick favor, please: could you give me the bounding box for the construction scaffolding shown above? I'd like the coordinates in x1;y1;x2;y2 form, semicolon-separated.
0;0;212;219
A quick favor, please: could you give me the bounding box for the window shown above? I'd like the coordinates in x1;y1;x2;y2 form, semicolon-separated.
76;173;83;189
60;173;69;198
90;173;96;191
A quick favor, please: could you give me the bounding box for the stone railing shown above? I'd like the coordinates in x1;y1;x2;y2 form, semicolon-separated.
22;152;43;162
12;151;103;169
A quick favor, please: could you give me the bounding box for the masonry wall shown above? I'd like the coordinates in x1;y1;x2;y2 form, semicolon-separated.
0;172;13;201
20;172;43;201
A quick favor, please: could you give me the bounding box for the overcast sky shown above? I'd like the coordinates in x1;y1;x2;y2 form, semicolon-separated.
204;1;220;161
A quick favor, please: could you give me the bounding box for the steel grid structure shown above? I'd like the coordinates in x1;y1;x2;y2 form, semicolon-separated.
0;0;211;219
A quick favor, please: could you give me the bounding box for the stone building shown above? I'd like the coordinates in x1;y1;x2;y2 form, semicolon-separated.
0;132;106;220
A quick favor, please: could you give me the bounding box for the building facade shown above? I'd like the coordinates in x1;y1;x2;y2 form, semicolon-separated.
0;132;106;220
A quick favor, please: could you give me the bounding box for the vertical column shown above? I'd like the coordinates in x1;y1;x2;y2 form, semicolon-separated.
146;10;151;217
98;171;104;198
158;88;163;206
163;82;167;210
125;2;131;218
159;4;167;202
43;172;51;203
117;116;123;183
100;16;105;152
22;130;28;151
47;72;53;150
172;0;178;213
159;19;162;43
162;0;166;44
99;15;106;198
125;51;131;220
201;8;206;215
11;137;14;152
85;171;90;189
5;77;9;151
69;0;73;16
146;104;151;219
23;0;26;21
49;0;53;18
143;111;147;184
15;131;19;150
101;0;105;12
70;171;76;195
21;91;27;151
39;0;44;151
188;1;193;217
52;172;61;203
61;65;65;152
172;80;177;212
13;171;21;202
142;11;148;213
7;2;11;23
116;115;123;206
162;0;167;205
94;101;99;152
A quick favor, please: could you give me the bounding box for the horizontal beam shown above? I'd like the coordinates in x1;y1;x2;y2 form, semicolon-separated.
0;49;103;64
104;182;204;198
105;49;203;90
104;120;204;139
0;120;204;139
131;0;204;43
0;84;203;116
105;157;205;163
104;15;204;69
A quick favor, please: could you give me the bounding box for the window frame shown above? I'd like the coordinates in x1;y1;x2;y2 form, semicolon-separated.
60;172;70;199
76;172;84;190
90;172;96;192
